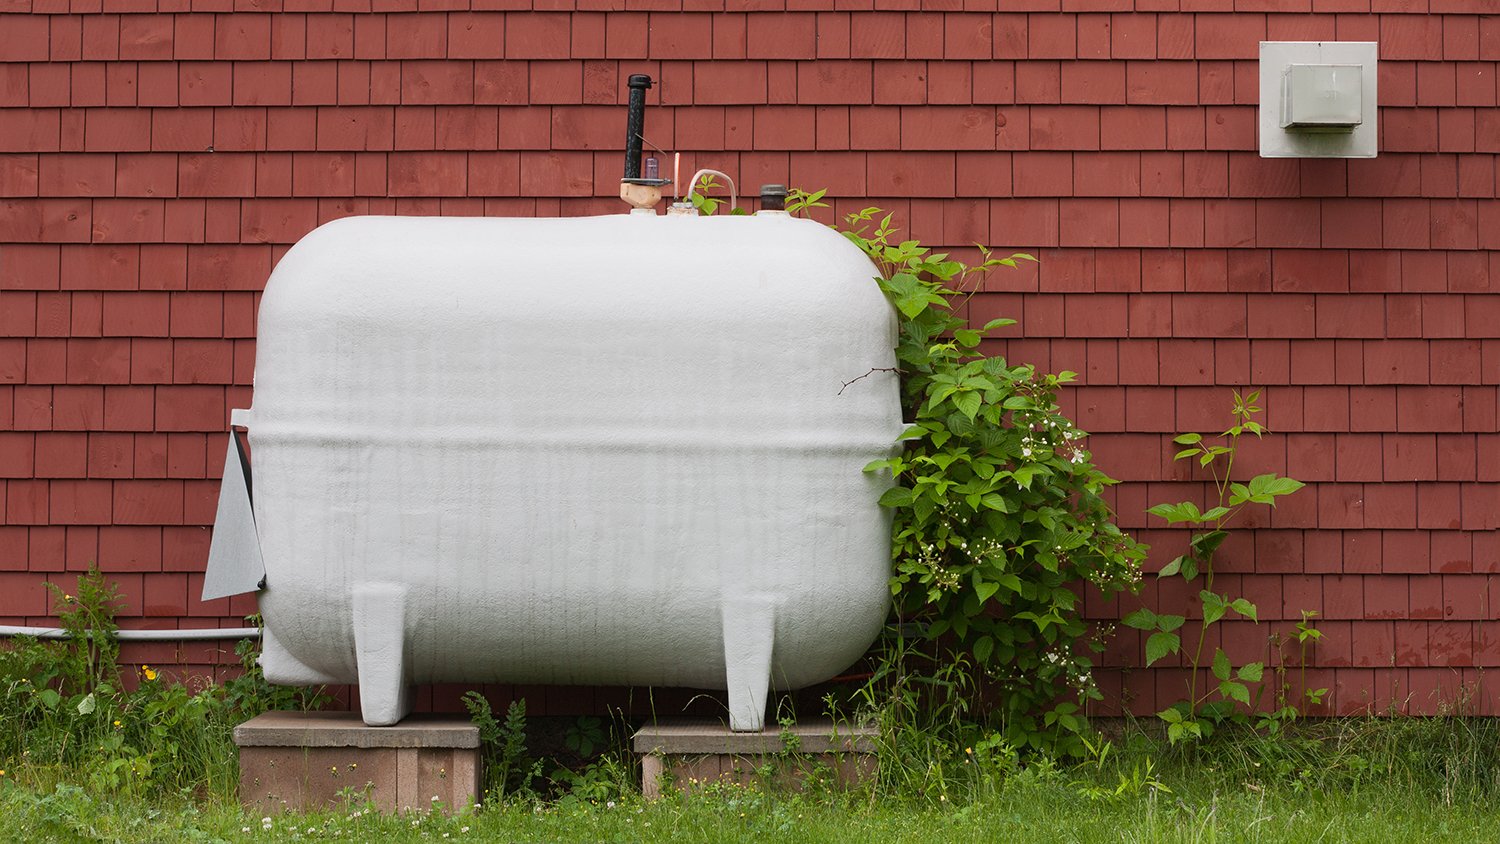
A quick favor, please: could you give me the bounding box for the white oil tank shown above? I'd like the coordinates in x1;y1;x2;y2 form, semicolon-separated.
203;211;902;730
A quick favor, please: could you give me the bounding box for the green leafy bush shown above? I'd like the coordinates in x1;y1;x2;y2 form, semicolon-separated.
786;192;1145;756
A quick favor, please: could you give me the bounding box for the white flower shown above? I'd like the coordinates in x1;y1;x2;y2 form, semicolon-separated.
242;828;251;834
606;801;616;809
460;827;470;834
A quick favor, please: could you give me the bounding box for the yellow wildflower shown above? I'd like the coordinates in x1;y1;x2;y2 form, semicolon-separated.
142;665;158;681
113;720;121;727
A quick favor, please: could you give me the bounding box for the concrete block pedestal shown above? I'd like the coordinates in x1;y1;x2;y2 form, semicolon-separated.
234;711;481;815
632;719;877;800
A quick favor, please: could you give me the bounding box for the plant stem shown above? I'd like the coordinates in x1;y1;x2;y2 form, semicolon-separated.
1186;426;1238;719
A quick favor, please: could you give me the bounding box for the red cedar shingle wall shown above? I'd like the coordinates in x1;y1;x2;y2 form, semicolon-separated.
0;4;1497;716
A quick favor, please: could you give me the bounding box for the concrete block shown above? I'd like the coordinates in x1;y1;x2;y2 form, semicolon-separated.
234;711;481;814
632;718;877;800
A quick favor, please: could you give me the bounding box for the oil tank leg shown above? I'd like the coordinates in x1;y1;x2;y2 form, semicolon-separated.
352;582;412;726
722;595;775;732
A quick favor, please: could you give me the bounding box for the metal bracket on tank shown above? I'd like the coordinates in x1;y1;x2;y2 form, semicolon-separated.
201;413;267;601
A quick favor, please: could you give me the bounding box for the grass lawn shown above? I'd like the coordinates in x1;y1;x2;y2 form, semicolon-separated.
5;775;1499;843
9;717;1500;844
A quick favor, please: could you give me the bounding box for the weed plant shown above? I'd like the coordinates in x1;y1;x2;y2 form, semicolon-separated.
0;568;326;800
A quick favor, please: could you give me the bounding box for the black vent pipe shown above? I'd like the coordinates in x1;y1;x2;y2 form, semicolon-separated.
623;74;652;181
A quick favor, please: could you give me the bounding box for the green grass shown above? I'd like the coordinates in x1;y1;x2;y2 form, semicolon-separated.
5;771;1500;843
9;716;1500;843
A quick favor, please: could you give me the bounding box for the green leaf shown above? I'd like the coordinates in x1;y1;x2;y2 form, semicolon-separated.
954;390;982;421
1200;590;1226;625
983;318;1017;331
974;580;1000;603
1237;662;1264;682
1201;506;1231;522
1252;474;1305;499
1158;555;1184;578
1157;706;1183;725
39;688;61;709
1198;701;1235;724
1179;555;1199;581
953;329;982;348
995;574;1023;594
927;452;959;471
1229;598;1258;622
1212;648;1231;681
1146;501;1203;524
1219;680;1251;706
878;486;914;507
974;636;995;664
1156;614;1185;633
896;425;929;441
886;275;948;318
912;495;936;524
1173;433;1203;445
1190;530;1229;558
1145;631;1180;666
862;458;893;473
1121;608;1157;631
1231;474;1307;507
980;494;1010;512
